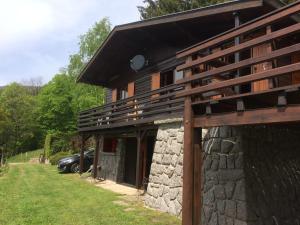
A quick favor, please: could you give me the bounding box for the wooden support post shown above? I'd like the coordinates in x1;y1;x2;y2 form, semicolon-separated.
92;135;102;179
182;56;194;225
234;12;241;94
79;136;85;175
193;128;203;225
136;130;141;189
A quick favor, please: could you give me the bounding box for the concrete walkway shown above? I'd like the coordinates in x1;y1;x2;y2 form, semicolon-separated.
86;178;144;197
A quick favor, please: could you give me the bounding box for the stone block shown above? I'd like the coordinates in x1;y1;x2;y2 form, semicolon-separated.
174;199;182;215
204;206;213;222
209;127;219;138
210;138;222;153
235;153;244;169
177;132;184;143
237;201;248;221
218;169;244;182
217;200;225;214
218;214;226;225
219;126;232;138
211;157;219;171
225;200;236;217
175;164;183;176
234;219;248;225
173;142;182;156
221;139;235;154
225;182;235;199
227;154;235;169
162;154;172;165
204;155;213;170
169;188;179;200
203;189;215;206
233;180;246;201
226;217;234;225
219;155;227;169
214;185;226;200
209;212;218;225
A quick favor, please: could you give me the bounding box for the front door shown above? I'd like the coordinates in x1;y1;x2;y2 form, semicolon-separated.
124;138;137;186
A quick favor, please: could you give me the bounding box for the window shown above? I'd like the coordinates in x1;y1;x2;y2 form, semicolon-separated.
174;70;184;82
103;138;117;153
117;86;128;100
160;70;174;87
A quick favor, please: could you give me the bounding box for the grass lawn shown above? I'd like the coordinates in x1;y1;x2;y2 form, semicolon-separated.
7;149;44;163
0;164;181;225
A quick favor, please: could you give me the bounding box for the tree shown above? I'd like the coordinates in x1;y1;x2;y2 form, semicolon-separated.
67;18;110;114
37;74;75;133
137;0;297;20
0;107;9;165
0;83;38;155
138;0;228;19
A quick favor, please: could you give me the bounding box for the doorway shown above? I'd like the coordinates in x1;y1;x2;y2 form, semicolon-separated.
124;138;137;186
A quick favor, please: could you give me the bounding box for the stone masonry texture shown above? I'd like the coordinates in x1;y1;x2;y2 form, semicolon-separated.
145;121;184;217
202;126;300;225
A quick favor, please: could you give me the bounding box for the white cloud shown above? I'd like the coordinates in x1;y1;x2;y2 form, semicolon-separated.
0;0;143;85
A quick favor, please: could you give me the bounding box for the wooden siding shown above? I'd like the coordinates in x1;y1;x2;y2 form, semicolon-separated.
105;88;112;104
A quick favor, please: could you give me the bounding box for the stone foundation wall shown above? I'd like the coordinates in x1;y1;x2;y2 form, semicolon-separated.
145;121;184;216
98;138;125;182
202;126;300;225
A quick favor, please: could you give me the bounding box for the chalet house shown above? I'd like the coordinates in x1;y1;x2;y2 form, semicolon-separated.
77;1;300;225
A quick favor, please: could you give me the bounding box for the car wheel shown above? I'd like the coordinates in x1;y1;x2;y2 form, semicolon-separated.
70;163;80;173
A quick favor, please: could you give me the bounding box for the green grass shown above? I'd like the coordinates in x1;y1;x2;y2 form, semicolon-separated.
0;164;181;225
0;164;8;177
7;149;44;163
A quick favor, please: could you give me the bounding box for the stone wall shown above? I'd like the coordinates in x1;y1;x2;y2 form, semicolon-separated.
98;138;125;182
145;121;184;217
202;126;300;225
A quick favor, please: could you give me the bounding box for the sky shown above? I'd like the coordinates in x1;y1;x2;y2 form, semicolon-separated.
0;0;143;86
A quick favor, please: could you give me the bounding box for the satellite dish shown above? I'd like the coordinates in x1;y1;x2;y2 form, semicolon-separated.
130;55;146;71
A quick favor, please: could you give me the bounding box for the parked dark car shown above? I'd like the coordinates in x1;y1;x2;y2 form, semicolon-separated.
57;149;94;173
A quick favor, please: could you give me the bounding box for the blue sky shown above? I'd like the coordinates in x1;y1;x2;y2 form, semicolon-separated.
0;0;143;86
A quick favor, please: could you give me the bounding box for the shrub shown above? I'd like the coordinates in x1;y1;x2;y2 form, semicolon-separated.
49;151;71;165
44;131;75;158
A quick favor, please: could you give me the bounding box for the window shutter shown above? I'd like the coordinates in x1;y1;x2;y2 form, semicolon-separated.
151;72;160;90
112;89;117;102
151;72;160;99
128;82;135;97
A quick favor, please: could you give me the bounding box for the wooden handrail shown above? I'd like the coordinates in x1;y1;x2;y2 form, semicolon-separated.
177;1;300;58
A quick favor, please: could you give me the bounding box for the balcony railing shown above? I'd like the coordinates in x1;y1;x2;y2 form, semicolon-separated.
176;1;300;127
78;83;184;132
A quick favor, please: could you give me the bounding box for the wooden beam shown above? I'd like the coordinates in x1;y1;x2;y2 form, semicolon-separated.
194;105;300;128
79;136;85;175
177;22;300;71
193;128;202;225
136;131;141;189
182;57;194;225
177;42;300;85
177;62;300;98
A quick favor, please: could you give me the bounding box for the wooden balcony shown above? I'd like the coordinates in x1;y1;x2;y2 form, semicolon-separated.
176;1;300;128
78;83;184;132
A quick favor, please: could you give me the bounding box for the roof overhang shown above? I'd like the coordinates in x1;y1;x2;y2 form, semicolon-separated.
77;0;285;88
